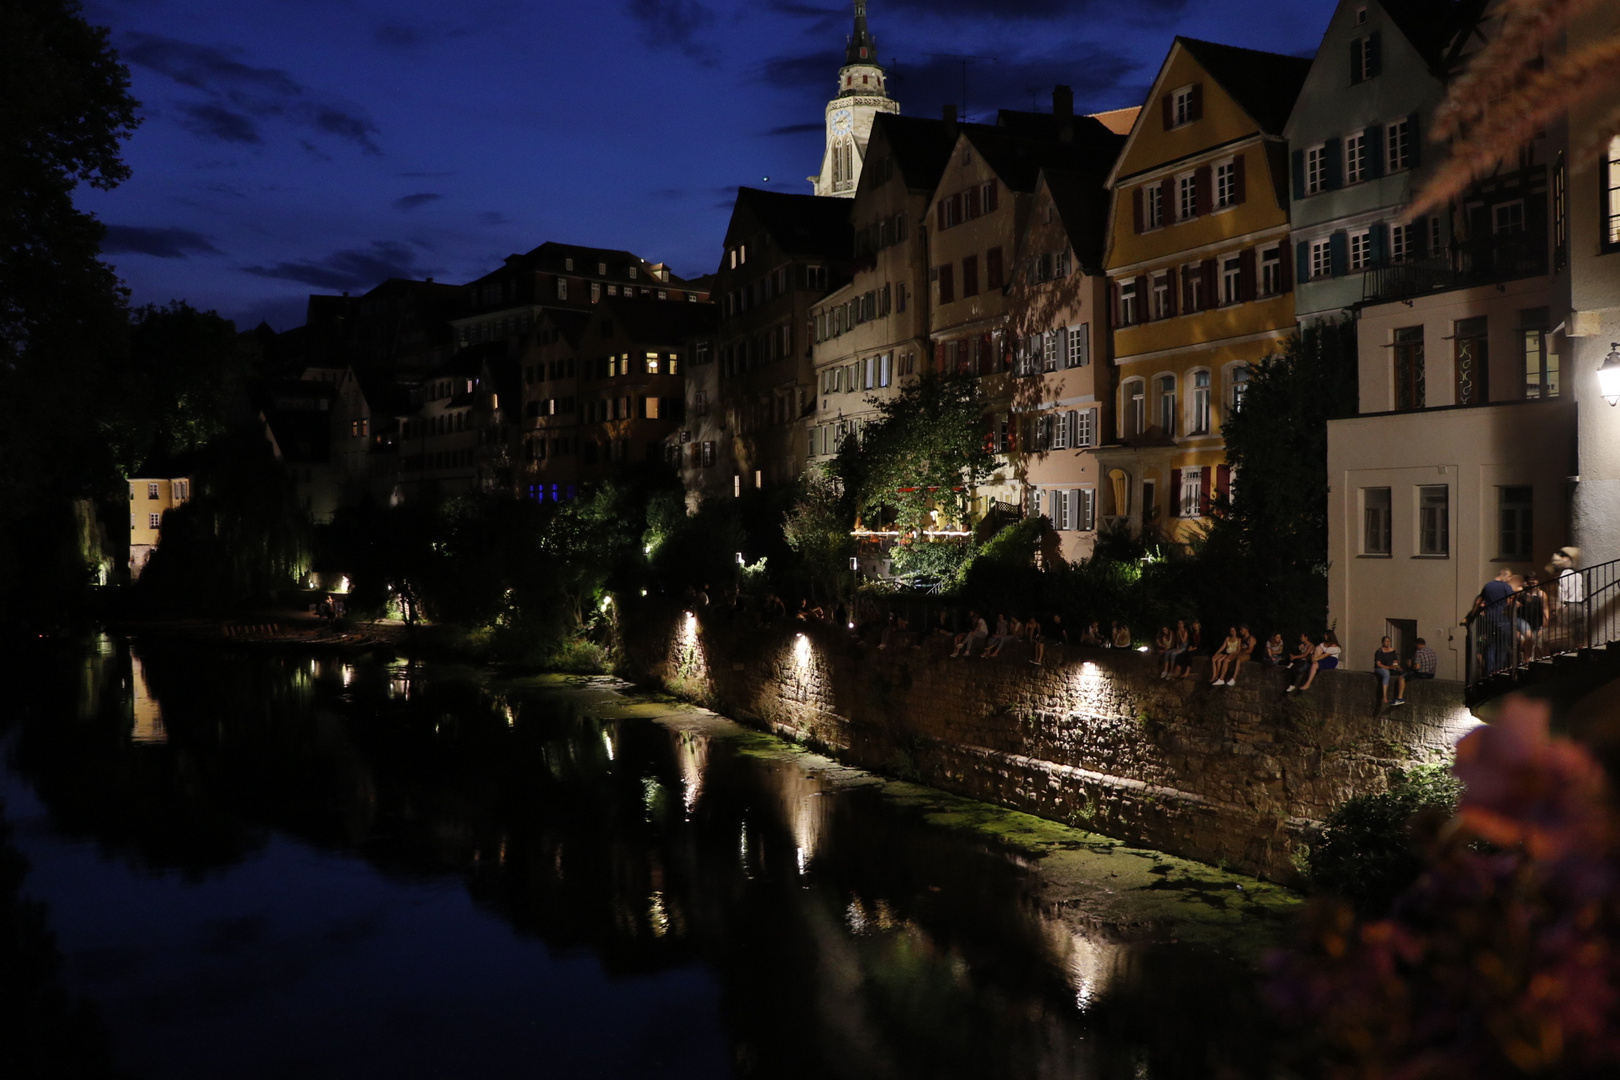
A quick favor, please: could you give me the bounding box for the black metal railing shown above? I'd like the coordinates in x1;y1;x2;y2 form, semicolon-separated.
1361;234;1550;305
1465;556;1620;699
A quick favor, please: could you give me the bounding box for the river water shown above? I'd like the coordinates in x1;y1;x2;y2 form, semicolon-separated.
1;636;1301;1079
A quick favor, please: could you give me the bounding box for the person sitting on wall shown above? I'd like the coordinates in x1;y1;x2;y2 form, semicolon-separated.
1175;621;1203;678
1111;621;1132;649
1080;621;1103;647
1406;637;1438;682
1153;625;1173;670
1209;626;1242;686
1227;625;1257;687
1160;620;1189;678
951;610;988;657
1285;633;1317;692
980;613;1016;658
1374;635;1407;706
1031;613;1066;666
1264;632;1286;666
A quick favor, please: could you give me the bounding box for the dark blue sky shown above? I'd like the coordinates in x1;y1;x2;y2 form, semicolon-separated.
80;0;1338;332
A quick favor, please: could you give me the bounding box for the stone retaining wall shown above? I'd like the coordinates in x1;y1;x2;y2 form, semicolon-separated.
617;601;1477;881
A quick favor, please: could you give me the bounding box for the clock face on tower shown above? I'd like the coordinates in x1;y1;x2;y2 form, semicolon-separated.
830;108;853;135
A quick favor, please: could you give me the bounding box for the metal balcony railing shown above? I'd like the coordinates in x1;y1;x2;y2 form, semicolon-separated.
1465;556;1620;703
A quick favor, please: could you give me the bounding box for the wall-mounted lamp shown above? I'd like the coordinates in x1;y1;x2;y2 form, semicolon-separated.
1601;343;1620;407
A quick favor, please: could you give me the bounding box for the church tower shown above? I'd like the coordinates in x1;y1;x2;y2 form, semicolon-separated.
811;1;899;198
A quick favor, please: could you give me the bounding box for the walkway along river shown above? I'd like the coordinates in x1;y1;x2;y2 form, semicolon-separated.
2;635;1301;1079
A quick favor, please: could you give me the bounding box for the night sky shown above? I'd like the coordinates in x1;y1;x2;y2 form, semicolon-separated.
79;0;1337;333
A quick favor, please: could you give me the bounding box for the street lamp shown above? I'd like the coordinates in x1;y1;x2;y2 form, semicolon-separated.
1600;343;1620;407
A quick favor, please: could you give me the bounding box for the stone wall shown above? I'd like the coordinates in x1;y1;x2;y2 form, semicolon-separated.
618;601;1478;882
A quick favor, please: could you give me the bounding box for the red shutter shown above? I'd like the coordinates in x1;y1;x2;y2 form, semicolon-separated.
1161;93;1174;129
1133;187;1145;233
1201;259;1217;303
1239;247;1257;302
980;332;994;376
934;342;946;373
1216;464;1231;508
1194;165;1212;217
1199;467;1212;517
1169;468;1182;516
1134;275;1149;325
1232;152;1247;204
1164;266;1178;317
1160;176;1175;222
1189;83;1203;121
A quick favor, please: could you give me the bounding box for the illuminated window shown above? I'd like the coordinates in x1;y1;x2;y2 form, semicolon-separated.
1386;118;1413;171
1605;137;1620;250
148;513;161;529
1180;470;1202;518
646;352;660;374
1190;370;1211;434
147;482;159;499
1305;145;1327;194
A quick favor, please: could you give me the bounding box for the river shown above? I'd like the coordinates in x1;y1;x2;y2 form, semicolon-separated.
0;635;1301;1079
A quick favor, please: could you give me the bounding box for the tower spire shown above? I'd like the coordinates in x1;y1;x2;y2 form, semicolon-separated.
846;0;878;66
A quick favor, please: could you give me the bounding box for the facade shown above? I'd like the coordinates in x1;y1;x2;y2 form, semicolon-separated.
811;2;900;198
1285;0;1478;323
127;472;193;580
710;188;852;497
392;349;515;503
807;112;958;474
1096;37;1311;545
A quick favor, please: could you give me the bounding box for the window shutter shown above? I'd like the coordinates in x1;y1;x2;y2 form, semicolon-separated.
1232;152;1246;204
1364;124;1385;178
1169;468;1182;516
1406;112;1421;167
1329;231;1349;277
980;332;994;376
1216;464;1231;507
1369;222;1388;266
1164;266;1178;316
1239;247;1257;301
1159;176;1176;222
1133;188;1145;233
1199;466;1212;517
1189;83;1203;121
1067;411;1080;449
937;201;947;230
1291;149;1307;200
934;341;946;372
1367;31;1382;77
1293;240;1309;288
1324;136;1343;190
1134;274;1149;325
1181;266;1194;312
1161;93;1174;129
1194;164;1212;215
1350;37;1363;84
1200;259;1217;301
1088;407;1099;446
1109;281;1120;328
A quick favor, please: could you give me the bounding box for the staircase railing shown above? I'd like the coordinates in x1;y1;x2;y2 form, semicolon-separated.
1465;556;1620;700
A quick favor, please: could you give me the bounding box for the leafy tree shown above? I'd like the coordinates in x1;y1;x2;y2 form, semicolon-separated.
782;474;854;601
832;371;996;536
114;302;245;467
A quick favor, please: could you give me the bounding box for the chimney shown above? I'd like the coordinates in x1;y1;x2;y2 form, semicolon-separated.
943;103;958;138
1054;85;1074;143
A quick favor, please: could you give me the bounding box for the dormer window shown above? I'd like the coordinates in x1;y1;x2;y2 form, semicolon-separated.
1351;32;1382;83
565;258;574;271
597;261;606;275
628;266;638;280
1173;85;1198;126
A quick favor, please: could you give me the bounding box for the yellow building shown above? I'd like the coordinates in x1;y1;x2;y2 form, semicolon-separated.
1096;38;1310;544
128;471;193;579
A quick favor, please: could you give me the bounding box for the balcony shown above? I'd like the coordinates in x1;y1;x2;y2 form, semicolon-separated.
1361;232;1549;305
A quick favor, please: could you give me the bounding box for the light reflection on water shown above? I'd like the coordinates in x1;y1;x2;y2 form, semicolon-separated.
2;637;1282;1079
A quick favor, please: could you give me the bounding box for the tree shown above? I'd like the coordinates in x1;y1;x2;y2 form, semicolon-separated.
1411;0;1620;217
831;371;997;535
1195;320;1358;634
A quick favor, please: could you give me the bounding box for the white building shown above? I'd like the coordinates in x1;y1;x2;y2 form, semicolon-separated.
810;2;900;198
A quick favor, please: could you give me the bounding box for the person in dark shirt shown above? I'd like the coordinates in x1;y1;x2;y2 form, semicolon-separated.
1478;567;1517;673
1374;635;1406;706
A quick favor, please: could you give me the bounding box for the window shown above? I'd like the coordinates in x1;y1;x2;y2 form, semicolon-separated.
1345;132;1366;183
985;247;1003;290
701;441;716;467
1119;279;1138;325
1230;366;1249;413
1215;161;1236;207
1492;200;1525;235
1144;184;1164;228
645;352;660;374
1190;370;1211;434
1605;137;1620;249
1077;488;1097;531
1043;331;1059;372
1184;264;1204;310
1066;324;1088;367
1498;486;1533;560
879;353;892;387
1180;470;1202;518
1351;32;1381;82
556;277;568;300
1454;316;1488;405
1390;222;1415;263
1261;247;1282;294
1349;230;1371;271
1386;117;1412;171
1310;239;1332;280
1152;274;1171;319
1305;145;1327;194
1521;308;1559;399
1394;326;1424;410
1222;257;1241;304
1177;173;1197;219
1074;408;1095;447
1125;380;1146;438
1050;489;1073;531
1157;375;1176;435
1363;488;1391;555
1173;85;1196;126
147;482;159;499
148;512;161;529
1554;153;1568;269
1418;485;1449;556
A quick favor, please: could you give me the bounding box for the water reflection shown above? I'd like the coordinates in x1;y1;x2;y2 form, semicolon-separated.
3;638;1281;1079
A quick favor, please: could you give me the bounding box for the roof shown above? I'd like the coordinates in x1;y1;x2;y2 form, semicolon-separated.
1381;0;1486;72
468;241;695;288
870;113;989;192
729;188;853;261
963;118;1125;194
1176;37;1314;136
1041;167;1113;275
130;448;206;479
595;296;718;344
540;307;593;350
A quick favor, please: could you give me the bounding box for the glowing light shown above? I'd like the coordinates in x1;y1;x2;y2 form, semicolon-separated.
794;632;811;667
602;730;616;761
1136;645;1149;653
648;891;670;937
337;575;350;593
600;595;612;612
341;664;354;687
640;589;647;597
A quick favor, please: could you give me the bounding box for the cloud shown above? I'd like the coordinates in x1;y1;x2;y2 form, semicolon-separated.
102;225;224;259
177;102;261;144
374;23;424;47
240;241;439;291
764;122;824;136
477;211;511;225
627;0;715;61
884;0;1188;16
394;192;444;211
122;32;381;153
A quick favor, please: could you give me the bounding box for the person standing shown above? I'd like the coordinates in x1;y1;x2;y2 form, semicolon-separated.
1549;546;1584;650
1478;567;1516;674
